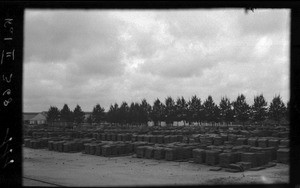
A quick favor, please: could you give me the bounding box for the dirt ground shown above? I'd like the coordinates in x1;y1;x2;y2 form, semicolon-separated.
23;147;289;186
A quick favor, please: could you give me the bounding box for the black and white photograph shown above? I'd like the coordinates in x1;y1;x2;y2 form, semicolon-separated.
22;8;290;186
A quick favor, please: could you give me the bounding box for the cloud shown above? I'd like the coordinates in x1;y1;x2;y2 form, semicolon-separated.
23;9;290;112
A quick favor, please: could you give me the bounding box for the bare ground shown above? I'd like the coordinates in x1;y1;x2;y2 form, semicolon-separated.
23;147;289;186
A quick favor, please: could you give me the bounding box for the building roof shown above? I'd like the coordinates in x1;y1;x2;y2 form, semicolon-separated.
30;113;47;121
23;112;39;121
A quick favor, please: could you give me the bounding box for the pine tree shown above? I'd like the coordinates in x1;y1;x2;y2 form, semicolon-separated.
203;96;216;124
268;95;286;124
140;99;151;125
60;104;73;124
286;100;290;122
233;94;250;126
187;95;202;125
165;96;176;126
92;104;105;124
151;99;164;126
251;94;268;124
46;106;60;125
219;97;234;125
175;96;188;125
73;104;85;125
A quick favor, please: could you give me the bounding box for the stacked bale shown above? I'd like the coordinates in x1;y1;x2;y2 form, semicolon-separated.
63;142;73;152
125;142;134;154
110;145;117;156
101;133;106;141
164;136;171;144
107;134;112;141
154;147;166;160
111;134;117;141
150;135;157;143
205;137;214;145
24;139;31;148
264;147;277;161
123;134;131;141
277;148;289;164
84;143;91;154
192;149;206;164
228;134;237;143
136;146;147;158
145;146;155;159
165;148;177;161
116;134;122;141
219;152;235;167
268;139;280;149
247;137;258;146
236;138;247;146
258;138;268;148
57;141;65;152
157;135;164;144
279;139;289;147
220;134;228;142
236;162;252;170
137;135;144;142
255;152;267;166
96;144;104;156
170;135;178;143
102;145;112;157
241;152;257;168
213;136;223;146
131;135;138;142
205;150;220;166
177;135;183;142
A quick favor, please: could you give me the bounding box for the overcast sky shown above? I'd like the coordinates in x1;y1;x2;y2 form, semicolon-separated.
23;9;290;112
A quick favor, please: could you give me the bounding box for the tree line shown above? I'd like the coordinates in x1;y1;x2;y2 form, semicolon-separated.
46;94;289;126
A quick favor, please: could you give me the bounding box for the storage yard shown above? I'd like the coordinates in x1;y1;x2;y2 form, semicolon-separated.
23;124;289;186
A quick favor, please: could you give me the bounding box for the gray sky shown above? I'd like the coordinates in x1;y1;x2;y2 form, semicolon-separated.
23;9;290;112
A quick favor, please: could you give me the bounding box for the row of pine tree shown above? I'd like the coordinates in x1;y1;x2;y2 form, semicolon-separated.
46;94;289;126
